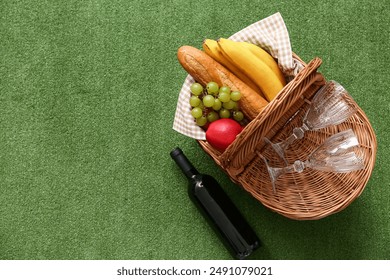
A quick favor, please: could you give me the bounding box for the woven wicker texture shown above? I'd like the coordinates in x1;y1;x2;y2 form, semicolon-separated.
198;55;377;220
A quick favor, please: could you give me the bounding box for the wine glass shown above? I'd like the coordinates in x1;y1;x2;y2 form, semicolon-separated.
262;129;364;193
264;80;357;164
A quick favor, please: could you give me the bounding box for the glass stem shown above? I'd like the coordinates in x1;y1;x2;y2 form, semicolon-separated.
272;124;310;161
267;165;295;182
266;160;306;193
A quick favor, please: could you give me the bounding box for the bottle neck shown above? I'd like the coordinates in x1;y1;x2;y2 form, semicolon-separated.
170;148;200;180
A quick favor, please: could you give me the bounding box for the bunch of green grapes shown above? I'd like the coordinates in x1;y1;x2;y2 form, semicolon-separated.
189;81;244;127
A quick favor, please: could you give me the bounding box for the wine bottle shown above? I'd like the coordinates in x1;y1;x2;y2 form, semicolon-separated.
170;147;260;259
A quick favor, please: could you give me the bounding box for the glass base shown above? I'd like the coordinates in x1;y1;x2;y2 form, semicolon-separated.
263;137;288;165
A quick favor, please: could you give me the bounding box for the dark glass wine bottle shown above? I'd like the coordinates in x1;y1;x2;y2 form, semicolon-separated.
170;147;260;259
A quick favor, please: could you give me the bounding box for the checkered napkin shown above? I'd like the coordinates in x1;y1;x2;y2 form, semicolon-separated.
172;12;304;140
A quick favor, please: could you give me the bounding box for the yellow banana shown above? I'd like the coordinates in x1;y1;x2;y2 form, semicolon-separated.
218;38;284;102
239;41;286;85
202;39;264;98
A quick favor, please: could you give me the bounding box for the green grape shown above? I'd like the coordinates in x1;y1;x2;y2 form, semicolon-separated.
206;81;219;95
218;91;230;103
223;100;236;110
190;83;203;96
189;96;201;107
207;111;219;123
203;95;215;107
233;111;244;121
196;116;208;126
232;101;240;111
219;108;230;119
219;85;231;95
212;99;222;111
230;91;242;101
191;107;203;119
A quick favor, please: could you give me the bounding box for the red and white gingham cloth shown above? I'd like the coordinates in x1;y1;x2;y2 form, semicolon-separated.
173;12;304;140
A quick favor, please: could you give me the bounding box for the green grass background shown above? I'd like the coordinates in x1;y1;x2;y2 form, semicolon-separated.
0;0;389;260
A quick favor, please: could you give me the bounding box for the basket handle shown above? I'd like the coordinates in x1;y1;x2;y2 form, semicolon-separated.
220;57;325;177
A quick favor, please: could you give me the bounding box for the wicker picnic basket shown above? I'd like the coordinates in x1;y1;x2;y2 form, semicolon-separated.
197;54;377;220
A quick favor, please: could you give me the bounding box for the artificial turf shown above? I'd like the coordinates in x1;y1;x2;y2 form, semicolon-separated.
0;0;389;260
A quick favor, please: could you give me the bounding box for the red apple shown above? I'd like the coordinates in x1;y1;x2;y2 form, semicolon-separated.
206;119;243;152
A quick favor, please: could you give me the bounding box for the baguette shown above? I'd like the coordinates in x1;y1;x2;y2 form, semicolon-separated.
177;46;268;120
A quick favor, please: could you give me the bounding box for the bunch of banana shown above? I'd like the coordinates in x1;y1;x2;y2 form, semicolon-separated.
203;38;286;102
202;39;263;96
